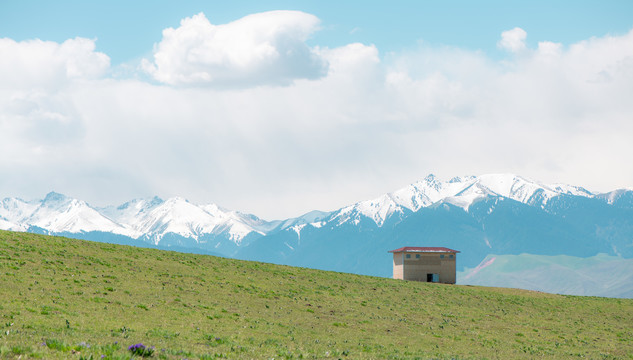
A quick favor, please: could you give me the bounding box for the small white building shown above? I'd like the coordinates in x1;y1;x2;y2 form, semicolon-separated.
388;247;460;284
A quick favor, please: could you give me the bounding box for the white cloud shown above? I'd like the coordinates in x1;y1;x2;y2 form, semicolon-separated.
1;15;633;219
536;41;562;58
142;11;328;87
0;37;106;168
498;27;527;53
0;37;109;91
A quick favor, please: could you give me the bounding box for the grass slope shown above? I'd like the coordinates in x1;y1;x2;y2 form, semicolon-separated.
0;230;632;359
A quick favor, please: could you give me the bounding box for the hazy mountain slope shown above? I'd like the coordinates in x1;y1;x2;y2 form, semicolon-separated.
597;189;633;210
459;253;633;298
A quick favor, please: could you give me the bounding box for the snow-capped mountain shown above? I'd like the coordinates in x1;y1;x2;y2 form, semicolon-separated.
0;192;128;235
331;174;595;227
0;197;35;231
100;196;265;245
0;174;624;246
0;192;271;252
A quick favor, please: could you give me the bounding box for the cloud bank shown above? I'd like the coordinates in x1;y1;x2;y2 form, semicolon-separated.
1;14;633;219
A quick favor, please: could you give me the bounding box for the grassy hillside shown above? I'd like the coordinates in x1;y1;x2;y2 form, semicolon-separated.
0;230;632;359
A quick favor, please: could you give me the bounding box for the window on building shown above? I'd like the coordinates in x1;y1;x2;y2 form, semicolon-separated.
440;254;445;259
406;254;411;259
449;254;454;259
416;254;420;259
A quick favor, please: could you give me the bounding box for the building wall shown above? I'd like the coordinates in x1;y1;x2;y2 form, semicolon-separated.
393;252;403;279
393;252;457;284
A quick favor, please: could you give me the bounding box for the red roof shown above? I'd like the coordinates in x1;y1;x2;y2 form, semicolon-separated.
388;246;460;253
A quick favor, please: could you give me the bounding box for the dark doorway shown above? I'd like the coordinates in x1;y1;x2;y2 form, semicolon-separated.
427;273;439;283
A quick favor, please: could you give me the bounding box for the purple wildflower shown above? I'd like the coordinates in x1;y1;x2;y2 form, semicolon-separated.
128;343;155;357
128;343;146;351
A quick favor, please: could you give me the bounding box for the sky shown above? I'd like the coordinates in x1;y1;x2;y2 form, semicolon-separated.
1;1;632;219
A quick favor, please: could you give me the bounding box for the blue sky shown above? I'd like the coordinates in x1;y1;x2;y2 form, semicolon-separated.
2;1;631;63
1;1;632;219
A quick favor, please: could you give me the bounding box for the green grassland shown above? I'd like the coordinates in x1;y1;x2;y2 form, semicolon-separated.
0;230;632;359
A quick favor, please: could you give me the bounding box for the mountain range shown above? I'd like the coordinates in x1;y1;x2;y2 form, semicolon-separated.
2;173;632;297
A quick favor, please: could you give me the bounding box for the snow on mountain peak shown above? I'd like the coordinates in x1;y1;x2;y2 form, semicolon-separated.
449;175;476;183
472;174;594;206
332;173;598;227
15;192;130;235
549;184;593;198
42;191;68;204
424;173;438;183
102;196;264;245
334;175;472;226
386;175;480;214
132;197;220;241
0;197;38;224
355;193;404;226
115;196;164;212
0;175;605;247
1;192;265;245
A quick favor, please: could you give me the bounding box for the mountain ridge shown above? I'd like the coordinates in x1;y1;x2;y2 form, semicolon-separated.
1;173;630;247
2;173;633;298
